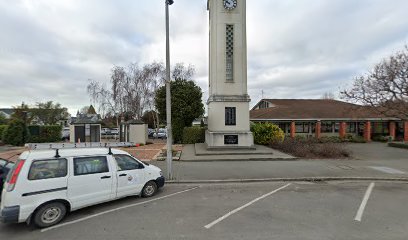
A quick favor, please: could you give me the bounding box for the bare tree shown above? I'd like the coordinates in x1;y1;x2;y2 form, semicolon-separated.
87;62;166;128
321;92;335;100
87;79;119;125
341;46;408;119
172;63;195;81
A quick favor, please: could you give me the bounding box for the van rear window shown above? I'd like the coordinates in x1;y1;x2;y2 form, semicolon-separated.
28;159;68;180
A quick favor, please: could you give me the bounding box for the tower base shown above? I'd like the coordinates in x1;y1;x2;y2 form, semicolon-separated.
205;130;254;150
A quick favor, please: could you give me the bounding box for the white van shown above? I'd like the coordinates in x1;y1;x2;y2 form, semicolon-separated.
0;147;164;228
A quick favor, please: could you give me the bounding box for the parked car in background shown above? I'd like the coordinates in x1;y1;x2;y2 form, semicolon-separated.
0;159;15;200
152;129;167;139
148;128;154;137
110;128;119;135
101;128;109;135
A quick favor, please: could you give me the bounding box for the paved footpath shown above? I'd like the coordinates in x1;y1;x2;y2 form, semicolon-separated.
153;142;408;182
1;142;406;182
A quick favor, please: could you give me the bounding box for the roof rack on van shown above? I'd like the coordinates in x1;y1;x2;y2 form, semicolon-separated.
25;142;136;150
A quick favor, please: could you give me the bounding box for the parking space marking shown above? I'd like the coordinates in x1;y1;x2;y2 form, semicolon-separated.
354;182;375;222
41;187;199;233
204;183;291;229
369;166;405;174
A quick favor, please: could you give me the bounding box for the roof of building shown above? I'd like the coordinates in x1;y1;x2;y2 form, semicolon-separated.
72;114;102;124
121;119;145;125
0;108;14;116
250;99;399;121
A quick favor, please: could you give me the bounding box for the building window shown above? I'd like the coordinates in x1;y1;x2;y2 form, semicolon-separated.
277;123;286;133
226;24;234;82
334;123;340;133
372;122;389;134
258;101;269;109
225;107;236;126
295;123;310;133
321;121;334;133
347;122;356;133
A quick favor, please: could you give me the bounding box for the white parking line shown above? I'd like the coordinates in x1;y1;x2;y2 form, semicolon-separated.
41;187;199;232
354;182;375;222
369;166;405;174
204;183;291;229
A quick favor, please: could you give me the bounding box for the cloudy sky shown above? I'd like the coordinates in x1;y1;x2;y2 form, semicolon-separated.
1;0;408;115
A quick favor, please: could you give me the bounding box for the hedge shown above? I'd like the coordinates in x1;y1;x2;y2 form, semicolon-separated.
388;142;408;150
0;125;7;140
182;127;206;144
2;120;30;146
28;125;62;143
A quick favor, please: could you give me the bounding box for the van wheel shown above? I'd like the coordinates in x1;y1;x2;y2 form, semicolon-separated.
33;202;67;228
142;181;157;198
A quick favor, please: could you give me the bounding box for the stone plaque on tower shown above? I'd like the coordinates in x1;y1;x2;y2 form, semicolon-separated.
205;0;254;149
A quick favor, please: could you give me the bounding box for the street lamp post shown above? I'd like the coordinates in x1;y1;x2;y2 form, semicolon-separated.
165;0;174;180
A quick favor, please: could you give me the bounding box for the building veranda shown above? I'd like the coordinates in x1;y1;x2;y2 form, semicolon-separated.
250;99;408;142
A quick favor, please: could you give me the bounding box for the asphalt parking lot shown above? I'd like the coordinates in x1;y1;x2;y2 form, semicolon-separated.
1;181;407;240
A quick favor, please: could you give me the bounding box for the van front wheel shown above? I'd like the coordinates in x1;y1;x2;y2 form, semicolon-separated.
33;202;67;228
142;181;157;198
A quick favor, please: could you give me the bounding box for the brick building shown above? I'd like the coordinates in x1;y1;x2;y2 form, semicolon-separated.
250;99;408;142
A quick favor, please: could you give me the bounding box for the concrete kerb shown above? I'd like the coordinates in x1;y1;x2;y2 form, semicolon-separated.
179;157;298;162
166;177;408;184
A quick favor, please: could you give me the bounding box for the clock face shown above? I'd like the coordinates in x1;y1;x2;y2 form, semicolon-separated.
224;0;237;10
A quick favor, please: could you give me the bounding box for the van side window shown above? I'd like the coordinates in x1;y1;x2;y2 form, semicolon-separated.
114;155;143;171
74;156;109;176
28;159;68;180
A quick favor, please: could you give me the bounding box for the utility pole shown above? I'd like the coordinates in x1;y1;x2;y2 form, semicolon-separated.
165;0;174;180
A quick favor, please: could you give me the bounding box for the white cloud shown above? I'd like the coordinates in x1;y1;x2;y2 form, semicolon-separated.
0;0;407;114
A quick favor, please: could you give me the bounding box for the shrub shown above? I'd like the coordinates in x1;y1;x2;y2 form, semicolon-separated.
388;142;408;150
294;135;308;142
183;127;206;144
2;119;30;146
28;125;62;143
0;125;8;140
350;136;367;143
372;135;391;142
270;138;350;159
172;118;185;144
319;136;342;143
251;123;285;145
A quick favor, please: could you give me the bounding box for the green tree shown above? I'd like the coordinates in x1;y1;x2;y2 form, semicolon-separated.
142;110;159;129
12;102;33;123
2;119;30;146
87;105;97;114
30;101;69;125
12;101;69;125
0;112;8;125
155;79;205;143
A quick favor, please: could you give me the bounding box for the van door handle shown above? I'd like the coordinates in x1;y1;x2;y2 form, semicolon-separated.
119;174;127;177
101;176;111;179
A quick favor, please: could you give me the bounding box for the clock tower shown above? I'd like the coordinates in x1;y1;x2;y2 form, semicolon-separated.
206;0;254;148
